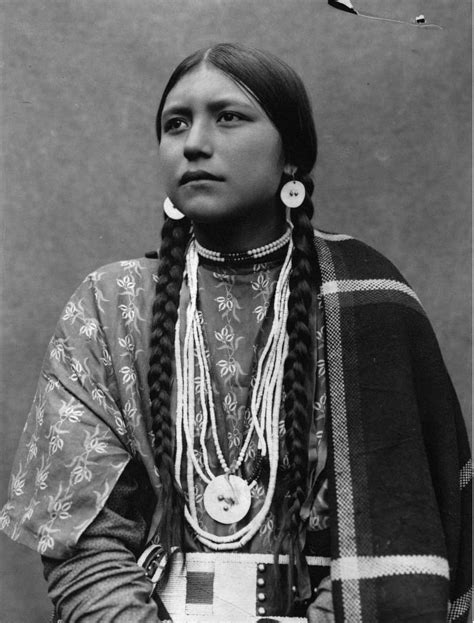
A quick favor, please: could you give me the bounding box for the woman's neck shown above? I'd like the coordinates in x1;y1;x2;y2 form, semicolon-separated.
192;212;287;254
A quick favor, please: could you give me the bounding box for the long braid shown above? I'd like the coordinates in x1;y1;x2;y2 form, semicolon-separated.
274;177;320;612
148;215;191;554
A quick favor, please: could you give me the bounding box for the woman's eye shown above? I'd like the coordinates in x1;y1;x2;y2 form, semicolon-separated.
163;118;187;133
218;112;243;124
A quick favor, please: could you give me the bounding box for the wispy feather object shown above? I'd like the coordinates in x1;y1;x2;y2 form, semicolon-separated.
328;0;442;29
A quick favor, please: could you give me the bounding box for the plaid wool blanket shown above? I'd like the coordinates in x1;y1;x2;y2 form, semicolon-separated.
313;230;471;622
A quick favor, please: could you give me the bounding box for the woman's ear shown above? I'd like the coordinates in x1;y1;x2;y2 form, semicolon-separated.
283;163;297;177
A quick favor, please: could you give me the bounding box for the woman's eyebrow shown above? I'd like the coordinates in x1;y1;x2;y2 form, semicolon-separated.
162;98;257;118
161;104;190;119
206;98;257;113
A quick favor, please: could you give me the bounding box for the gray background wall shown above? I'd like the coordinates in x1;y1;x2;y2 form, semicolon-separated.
1;1;470;620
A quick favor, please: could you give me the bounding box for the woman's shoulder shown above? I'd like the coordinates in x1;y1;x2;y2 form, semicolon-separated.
83;256;159;287
61;256;159;328
313;228;408;285
70;256;159;301
312;228;425;317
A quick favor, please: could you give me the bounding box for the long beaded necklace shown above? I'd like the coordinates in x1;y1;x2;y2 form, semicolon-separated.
174;238;293;550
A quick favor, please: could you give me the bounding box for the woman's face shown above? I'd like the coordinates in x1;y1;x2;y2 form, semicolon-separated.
159;64;287;235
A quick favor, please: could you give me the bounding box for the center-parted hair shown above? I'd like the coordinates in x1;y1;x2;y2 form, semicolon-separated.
149;42;321;613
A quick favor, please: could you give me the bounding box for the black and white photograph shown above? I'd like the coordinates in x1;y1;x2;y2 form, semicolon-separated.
0;1;471;621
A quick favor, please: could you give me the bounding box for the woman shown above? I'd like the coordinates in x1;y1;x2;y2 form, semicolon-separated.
1;43;470;622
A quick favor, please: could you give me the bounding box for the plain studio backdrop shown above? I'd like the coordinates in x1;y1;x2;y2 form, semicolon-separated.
0;1;471;621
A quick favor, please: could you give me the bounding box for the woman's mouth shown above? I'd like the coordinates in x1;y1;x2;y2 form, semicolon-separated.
180;170;224;185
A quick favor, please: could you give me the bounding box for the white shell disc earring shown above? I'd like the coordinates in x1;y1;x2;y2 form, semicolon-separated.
163;197;185;220
280;180;305;209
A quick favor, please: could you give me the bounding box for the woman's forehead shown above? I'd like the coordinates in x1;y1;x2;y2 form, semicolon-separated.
162;64;265;115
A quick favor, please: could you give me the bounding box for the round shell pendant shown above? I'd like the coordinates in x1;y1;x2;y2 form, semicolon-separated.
203;475;252;524
280;180;305;208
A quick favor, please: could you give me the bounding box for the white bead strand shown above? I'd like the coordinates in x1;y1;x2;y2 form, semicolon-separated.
173;237;293;548
195;227;291;263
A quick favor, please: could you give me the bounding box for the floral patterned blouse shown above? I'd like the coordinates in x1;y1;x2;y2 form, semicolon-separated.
0;254;329;559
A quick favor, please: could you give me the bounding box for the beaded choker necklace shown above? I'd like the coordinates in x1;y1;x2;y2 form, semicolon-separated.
194;227;292;263
174;239;293;550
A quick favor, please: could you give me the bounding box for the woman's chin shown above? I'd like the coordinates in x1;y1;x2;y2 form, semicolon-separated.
179;202;235;225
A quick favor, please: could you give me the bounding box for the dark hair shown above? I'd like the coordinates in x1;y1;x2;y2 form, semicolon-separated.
149;42;320;613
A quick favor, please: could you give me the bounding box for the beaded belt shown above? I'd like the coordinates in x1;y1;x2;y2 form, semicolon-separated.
139;548;330;623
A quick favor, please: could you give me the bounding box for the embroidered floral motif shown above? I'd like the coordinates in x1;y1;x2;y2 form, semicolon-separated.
11;463;27;497
118;334;143;360
0;502;14;529
66;425;111;485
35;456;51;491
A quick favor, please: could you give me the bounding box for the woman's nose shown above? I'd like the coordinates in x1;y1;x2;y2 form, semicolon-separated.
183;120;213;161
